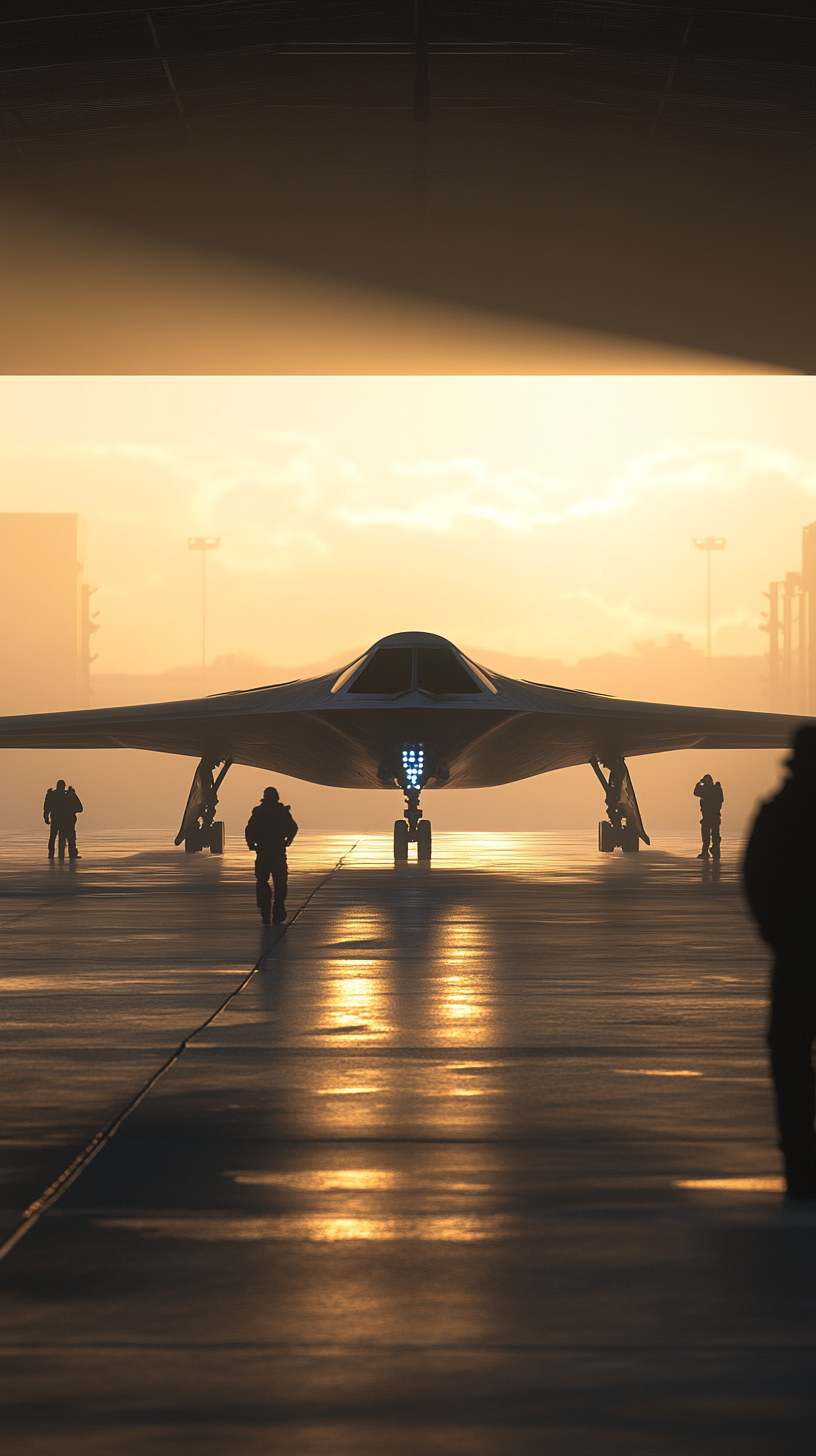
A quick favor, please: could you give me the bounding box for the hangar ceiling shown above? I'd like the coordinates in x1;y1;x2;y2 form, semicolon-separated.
1;1;813;366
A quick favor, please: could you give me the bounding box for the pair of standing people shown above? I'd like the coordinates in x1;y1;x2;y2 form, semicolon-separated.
43;780;83;859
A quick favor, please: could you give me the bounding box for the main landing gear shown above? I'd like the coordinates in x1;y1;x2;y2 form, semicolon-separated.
174;756;232;854
394;787;432;862
590;755;650;854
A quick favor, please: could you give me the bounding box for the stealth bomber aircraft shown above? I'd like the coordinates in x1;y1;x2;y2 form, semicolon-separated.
0;631;804;860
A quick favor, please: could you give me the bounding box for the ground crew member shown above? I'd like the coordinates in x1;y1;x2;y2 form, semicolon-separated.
744;725;816;1201
43;780;83;859
693;773;723;860
245;786;298;925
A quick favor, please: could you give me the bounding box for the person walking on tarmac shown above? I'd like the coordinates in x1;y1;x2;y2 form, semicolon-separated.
744;726;816;1200
694;773;723;860
245;787;298;925
43;779;83;860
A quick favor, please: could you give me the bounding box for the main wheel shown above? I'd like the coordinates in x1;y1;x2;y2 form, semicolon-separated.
621;822;640;852
394;820;408;860
417;819;432;861
598;820;615;853
209;821;226;854
184;831;200;854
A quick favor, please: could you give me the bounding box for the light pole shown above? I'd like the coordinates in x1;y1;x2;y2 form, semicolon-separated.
692;537;726;659
187;537;220;693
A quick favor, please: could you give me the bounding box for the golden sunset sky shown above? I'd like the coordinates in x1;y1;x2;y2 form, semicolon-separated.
1;375;813;676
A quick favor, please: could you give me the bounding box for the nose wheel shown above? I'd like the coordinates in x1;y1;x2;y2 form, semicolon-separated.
393;787;432;861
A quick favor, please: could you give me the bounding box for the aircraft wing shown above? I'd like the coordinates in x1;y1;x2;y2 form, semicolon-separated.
0;632;806;790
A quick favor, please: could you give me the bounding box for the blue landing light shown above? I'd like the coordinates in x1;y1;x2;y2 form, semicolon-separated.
402;748;424;789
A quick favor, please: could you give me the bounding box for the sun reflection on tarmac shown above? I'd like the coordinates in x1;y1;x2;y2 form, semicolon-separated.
228;1170;400;1190
434;909;493;1045
318;903;389;1037
676;1177;785;1192
97;1215;512;1241
224;1169;495;1191
615;1069;702;1077
300;908;392;1121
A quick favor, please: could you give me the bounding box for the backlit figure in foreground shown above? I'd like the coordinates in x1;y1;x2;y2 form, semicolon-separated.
744;727;816;1201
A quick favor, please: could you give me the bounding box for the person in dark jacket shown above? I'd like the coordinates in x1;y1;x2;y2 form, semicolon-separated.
693;773;724;860
245;786;298;925
744;725;816;1200
43;780;83;859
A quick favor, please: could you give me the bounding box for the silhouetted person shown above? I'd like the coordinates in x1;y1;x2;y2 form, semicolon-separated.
43;780;83;859
694;773;723;860
744;726;816;1200
245;786;298;925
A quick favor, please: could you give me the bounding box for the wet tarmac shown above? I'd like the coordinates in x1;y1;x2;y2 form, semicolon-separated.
1;832;813;1454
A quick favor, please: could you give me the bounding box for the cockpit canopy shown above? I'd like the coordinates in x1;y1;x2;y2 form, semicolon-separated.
331;636;496;697
349;647;413;694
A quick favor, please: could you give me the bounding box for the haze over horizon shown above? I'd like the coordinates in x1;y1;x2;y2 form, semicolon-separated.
1;375;813;838
1;376;813;677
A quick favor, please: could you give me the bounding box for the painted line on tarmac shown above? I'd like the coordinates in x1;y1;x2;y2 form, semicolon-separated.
0;840;359;1265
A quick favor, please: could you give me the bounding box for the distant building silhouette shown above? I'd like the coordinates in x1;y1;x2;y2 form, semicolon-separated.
762;519;816;713
0;514;98;713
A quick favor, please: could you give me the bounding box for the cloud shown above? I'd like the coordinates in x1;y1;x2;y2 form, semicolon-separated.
336;457;617;532
2;434;812;576
334;442;815;536
90;431;360;520
613;440;816;503
1;433;357;572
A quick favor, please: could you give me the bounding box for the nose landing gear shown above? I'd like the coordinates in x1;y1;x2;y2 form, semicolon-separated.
393;786;432;861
